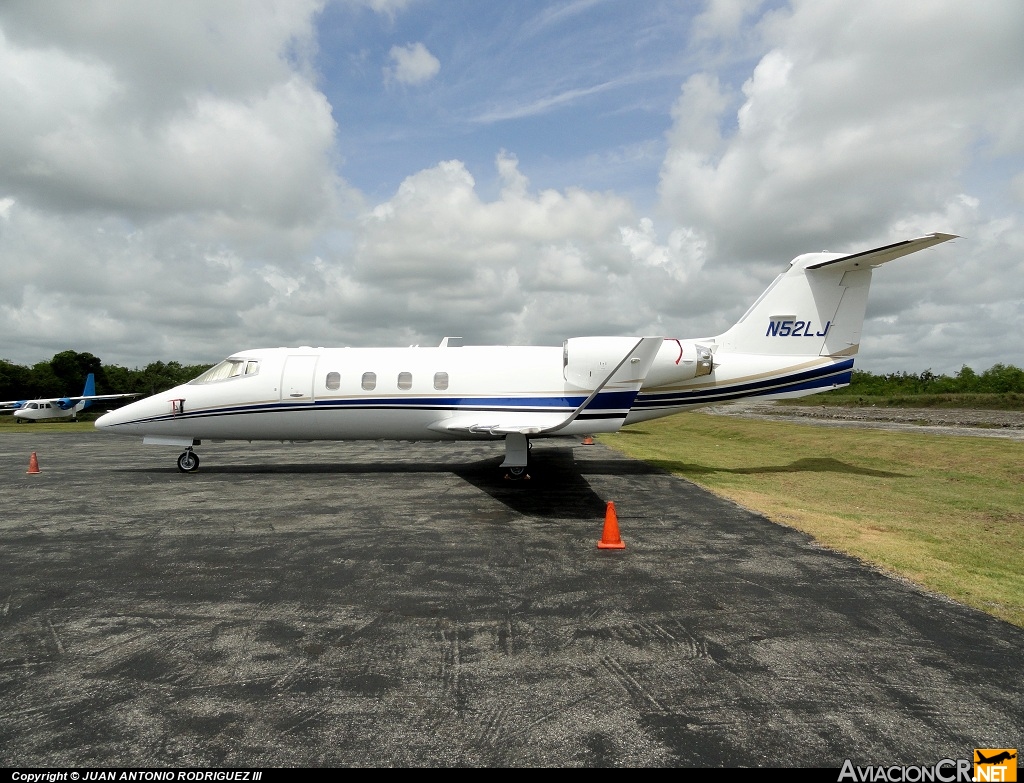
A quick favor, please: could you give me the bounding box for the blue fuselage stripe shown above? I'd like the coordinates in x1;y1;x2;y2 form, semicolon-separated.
633;359;854;409
115;389;640;427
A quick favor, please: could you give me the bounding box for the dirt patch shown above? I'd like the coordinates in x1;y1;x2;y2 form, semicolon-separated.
701;401;1024;441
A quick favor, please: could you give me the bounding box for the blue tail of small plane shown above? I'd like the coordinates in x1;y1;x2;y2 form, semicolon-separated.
81;373;96;410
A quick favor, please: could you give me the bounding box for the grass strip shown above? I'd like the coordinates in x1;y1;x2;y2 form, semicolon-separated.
601;414;1024;628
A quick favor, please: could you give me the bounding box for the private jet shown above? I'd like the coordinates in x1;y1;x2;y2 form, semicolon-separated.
95;233;957;475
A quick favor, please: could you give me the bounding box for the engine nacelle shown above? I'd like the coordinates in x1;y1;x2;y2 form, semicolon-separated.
642;339;715;388
562;336;651;389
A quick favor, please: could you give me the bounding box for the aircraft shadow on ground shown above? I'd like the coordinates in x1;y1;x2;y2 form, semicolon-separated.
645;456;908;479
454;448;621;517
118;448;623;517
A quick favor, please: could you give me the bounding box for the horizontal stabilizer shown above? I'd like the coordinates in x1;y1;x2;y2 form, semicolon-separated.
802;233;957;272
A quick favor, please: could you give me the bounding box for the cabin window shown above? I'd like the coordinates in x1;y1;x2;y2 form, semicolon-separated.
397;372;413;390
325;371;341;391
433;372;449;391
361;372;376;391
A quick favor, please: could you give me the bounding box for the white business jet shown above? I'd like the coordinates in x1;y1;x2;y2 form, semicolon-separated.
95;233;956;475
2;373;141;422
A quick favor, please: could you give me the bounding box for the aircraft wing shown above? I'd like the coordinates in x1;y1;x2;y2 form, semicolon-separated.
427;336;664;436
51;392;143;408
429;413;566;437
78;393;143;402
0;392;142;411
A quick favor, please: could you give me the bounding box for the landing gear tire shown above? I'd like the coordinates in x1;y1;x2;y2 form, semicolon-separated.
505;465;528;481
177;449;200;473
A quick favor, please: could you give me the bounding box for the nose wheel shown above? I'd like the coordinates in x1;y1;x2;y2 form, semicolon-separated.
177;448;200;473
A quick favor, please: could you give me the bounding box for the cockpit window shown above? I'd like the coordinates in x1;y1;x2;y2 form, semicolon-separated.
189;358;258;384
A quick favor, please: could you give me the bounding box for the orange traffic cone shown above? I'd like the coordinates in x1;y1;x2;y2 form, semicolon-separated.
581;435;595;445
597;501;625;549
26;452;40;474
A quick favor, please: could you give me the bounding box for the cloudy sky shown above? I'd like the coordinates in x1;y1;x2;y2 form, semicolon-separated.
1;0;1022;375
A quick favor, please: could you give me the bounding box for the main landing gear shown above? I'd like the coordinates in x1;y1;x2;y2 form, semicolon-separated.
501;434;532;481
177;447;200;473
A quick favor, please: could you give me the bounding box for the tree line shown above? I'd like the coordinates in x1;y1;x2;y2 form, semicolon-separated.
840;363;1024;396
0;350;213;401
839;362;1024;393
2;349;1023;401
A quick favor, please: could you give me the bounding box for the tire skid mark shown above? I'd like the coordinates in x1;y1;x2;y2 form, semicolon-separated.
439;624;467;712
182;675;280;692
600;655;670;715
272;659;306;691
473;703;509;747
637;619;678;644
44;618;66;655
2;690;134;732
87;630;152;658
501;694;594;741
660;619;714;660
278;706;329;736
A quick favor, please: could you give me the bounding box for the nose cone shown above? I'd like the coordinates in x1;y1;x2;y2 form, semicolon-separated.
95;398;144;431
94;410;115;429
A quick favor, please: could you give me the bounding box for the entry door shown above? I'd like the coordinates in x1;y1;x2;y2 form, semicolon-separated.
281;355;318;402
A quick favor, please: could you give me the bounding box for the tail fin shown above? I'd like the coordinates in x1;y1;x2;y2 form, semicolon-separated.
717;233;956;357
82;373;96;410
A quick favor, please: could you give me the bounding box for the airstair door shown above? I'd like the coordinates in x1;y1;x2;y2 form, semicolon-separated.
281;355;318;402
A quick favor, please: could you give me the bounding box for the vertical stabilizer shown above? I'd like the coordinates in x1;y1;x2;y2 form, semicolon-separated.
717;233;956;357
81;373;96;411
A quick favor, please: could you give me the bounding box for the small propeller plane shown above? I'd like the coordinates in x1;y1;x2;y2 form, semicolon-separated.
1;374;141;422
95;233;956;475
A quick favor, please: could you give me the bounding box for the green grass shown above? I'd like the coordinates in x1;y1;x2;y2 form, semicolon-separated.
0;416;100;432
601;414;1024;628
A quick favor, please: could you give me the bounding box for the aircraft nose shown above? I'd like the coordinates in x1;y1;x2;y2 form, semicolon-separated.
95;405;131;429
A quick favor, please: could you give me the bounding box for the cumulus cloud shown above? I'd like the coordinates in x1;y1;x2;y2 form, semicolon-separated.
657;0;1024;370
348;0;413;20
385;42;440;86
0;0;1020;378
0;0;343;225
662;0;1024;260
691;0;766;41
0;1;357;365
338;152;698;346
